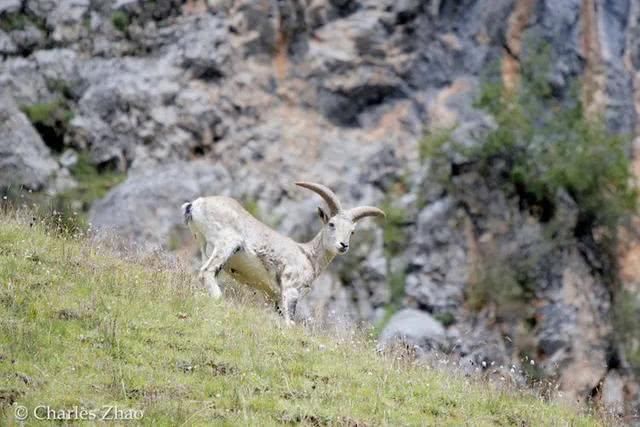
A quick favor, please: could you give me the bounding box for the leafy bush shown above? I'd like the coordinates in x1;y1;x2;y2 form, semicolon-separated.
467;245;538;319
471;45;636;237
381;200;409;259
111;11;130;33
0;13;28;31
419;128;453;164
55;153;125;211
423;42;637;320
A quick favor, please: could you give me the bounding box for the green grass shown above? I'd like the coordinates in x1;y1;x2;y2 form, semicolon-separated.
21;100;73;130
0;214;601;425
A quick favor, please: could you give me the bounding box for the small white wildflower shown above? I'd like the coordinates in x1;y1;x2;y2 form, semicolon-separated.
481;361;487;368
530;359;535;365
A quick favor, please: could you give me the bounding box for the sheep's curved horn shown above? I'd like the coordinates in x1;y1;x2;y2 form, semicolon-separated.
349;206;386;222
295;181;342;215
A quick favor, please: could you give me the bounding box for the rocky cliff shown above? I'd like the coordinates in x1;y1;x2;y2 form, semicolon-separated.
2;0;640;418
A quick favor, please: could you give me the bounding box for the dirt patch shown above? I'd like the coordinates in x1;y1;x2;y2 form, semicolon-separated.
0;388;23;407
57;308;81;320
205;360;237;376
278;413;369;427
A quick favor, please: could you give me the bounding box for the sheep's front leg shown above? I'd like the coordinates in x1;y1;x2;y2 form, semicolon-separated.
280;287;300;326
199;239;241;299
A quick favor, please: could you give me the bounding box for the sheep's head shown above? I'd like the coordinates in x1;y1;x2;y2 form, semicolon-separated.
296;181;386;255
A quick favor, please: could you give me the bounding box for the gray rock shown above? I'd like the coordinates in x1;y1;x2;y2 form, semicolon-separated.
33;49;84;98
601;370;625;416
25;0;57;18
0;57;53;106
0;0;21;14
165;14;231;80
379;308;447;351
89;160;233;249
229;0;278;57
306;9;408;126
59;148;78;168
48;0;90;44
0;95;59;190
405;197;468;314
0;29;17;54
7;22;46;53
70;57;183;168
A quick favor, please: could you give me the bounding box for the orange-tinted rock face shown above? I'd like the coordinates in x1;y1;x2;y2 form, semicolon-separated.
501;0;536;92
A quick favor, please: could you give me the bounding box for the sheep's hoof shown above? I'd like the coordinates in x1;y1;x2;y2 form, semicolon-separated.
200;273;222;299
208;288;222;300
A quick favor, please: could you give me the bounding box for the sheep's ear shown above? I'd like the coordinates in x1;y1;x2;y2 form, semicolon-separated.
317;206;329;224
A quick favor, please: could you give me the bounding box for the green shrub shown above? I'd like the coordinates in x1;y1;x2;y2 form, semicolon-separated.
21;100;73;129
471;45;636;237
55;153;126;212
0;13;28;31
375;198;410;331
419;128;453;164
423;41;637;319
466;247;537;319
423;42;636;239
381;200;408;259
433;311;455;327
111;11;130;33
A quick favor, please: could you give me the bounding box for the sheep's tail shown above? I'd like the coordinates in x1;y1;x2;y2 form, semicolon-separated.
182;201;193;225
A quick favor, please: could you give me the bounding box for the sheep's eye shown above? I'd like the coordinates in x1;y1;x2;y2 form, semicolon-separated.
328;222;335;228
351;230;355;235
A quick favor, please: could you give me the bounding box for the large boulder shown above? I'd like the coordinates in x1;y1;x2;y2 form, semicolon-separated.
89;160;232;249
0;94;59;190
379;308;447;351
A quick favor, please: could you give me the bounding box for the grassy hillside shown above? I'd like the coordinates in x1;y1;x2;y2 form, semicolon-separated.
0;212;600;426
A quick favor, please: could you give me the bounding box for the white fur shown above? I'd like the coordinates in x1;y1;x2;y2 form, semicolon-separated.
184;183;384;325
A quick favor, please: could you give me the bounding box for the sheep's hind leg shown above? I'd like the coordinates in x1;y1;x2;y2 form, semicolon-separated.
280;287;300;326
199;239;241;299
